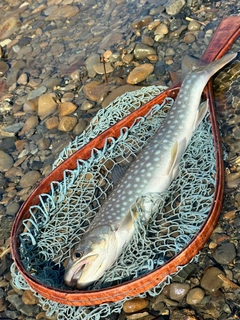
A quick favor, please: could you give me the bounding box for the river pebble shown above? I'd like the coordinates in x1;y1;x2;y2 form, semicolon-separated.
58;101;78;117
19;171;41;188
186;287;205;305
165;0;186;15
0;61;8;77
123;297;149;313
58;116;78;132
200;266;224;294
38;93;57;119
0;151;13;172
168;282;190;302
212;242;236;264
0;17;19;40
127;63;154;84
133;43;156;60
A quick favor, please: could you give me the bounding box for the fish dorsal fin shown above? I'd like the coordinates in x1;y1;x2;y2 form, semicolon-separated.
194;100;209;128
181;55;207;78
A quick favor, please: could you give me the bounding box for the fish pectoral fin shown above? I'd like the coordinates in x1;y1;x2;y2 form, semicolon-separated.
195;100;209;128
166;140;179;175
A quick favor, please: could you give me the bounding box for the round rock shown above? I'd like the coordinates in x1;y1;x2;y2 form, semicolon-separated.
169;282;190;302
38;93;57;119
0;151;13;172
123;297;149;313
58;116;78;132
58;101;77;117
213;242;236;265
186;287;205;305
20;171;41;188
133;43;156;60
127;63;154;84
200;266;224;294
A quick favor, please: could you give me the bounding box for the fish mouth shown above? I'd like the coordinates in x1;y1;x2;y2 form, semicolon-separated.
64;254;98;287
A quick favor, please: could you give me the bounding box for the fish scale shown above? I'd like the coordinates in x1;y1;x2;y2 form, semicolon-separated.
64;52;237;289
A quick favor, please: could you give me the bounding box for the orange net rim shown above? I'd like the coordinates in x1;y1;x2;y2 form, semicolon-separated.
10;16;240;306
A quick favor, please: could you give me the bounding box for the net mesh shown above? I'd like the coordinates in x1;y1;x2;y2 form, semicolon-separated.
11;85;216;319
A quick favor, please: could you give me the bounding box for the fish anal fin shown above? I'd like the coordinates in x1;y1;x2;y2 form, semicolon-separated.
195;100;209;128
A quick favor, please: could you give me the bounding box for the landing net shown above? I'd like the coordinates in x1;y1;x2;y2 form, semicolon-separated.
11;85;216;319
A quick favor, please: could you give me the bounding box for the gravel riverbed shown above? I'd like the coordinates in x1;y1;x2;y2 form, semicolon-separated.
0;0;240;319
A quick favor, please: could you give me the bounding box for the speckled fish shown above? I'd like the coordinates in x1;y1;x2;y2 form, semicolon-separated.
64;52;237;289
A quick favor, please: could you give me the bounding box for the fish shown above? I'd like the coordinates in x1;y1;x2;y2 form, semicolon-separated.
64;52;237;289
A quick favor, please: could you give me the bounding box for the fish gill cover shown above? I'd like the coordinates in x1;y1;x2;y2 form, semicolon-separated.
11;85;216;319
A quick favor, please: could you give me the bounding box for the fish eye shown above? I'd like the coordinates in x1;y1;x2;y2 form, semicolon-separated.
71;250;83;260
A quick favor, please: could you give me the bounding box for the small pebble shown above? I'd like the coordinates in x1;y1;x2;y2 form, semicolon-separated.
123;297;149;313
0;151;13;172
213;242;236;264
58;116;78;132
200;266;224;294
186;287;205;305
127;63;154;84
22;289;39;305
45;116;59;130
0;61;9;77
19;170;41;188
93;62;113;74
169;282;190;302
58;101;77;117
38;93;57;119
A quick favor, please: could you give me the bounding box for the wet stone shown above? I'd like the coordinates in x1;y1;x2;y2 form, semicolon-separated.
6;202;20;216
0;17;19;40
83;81;110;103
22;289;39;305
17;73;28;85
154;23;169;36
0;61;9;77
166;0;186;15
170;308;198;320
85;53;100;77
18;116;39;136
93;62;114;74
133;43;156;60
58;101;77;117
19;170;41;188
183;33;196;43
80;100;94;111
45;116;59;130
123;297;149;313
200;266;224;294
188;20;201;31
37;137;51;150
186;287;205;305
58;116;78;132
213;242;236;265
27;85;47;100
127;63;154;84
73;119;87;136
0;151;13;172
38;93;57;119
2;123;24;134
45;5;79;20
169;282;190;302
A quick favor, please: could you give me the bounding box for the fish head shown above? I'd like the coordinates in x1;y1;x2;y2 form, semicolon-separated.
64;225;118;288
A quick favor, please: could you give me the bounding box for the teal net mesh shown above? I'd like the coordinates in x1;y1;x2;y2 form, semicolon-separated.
11;85;216;319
